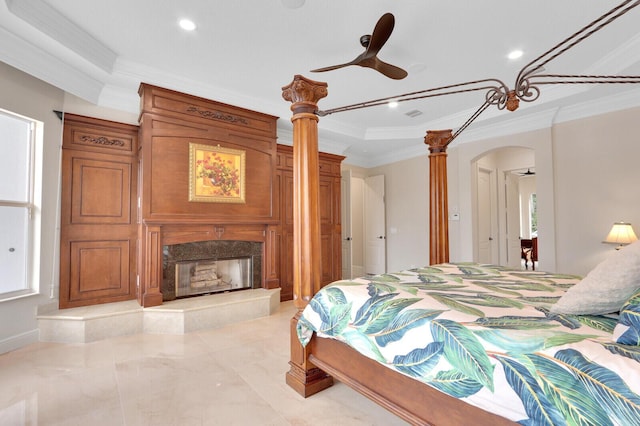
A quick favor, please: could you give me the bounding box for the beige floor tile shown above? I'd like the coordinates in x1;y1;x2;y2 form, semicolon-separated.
0;301;408;425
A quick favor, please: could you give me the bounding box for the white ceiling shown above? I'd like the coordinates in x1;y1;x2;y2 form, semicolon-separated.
2;0;640;166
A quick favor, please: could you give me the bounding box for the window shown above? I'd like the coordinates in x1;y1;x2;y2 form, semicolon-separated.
530;193;538;236
0;109;39;299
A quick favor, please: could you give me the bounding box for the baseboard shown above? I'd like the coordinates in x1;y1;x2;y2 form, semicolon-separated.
0;329;39;355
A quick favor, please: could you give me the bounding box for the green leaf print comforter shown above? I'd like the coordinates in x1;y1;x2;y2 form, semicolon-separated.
296;263;640;425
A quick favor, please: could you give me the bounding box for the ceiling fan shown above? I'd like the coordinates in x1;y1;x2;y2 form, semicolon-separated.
518;169;536;176
311;13;408;80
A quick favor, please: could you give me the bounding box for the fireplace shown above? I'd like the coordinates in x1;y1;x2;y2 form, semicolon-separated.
162;240;262;301
175;257;252;298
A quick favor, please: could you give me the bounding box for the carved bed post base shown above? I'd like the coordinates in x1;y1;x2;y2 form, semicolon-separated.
282;75;334;397
285;313;334;397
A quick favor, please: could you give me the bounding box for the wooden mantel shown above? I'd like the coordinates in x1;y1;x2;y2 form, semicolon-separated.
136;84;280;307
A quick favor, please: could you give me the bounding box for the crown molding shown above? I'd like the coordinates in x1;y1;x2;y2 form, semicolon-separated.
0;25;103;103
5;0;117;73
587;32;640;74
554;86;640;124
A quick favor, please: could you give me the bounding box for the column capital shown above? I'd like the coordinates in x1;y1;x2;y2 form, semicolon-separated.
424;129;453;154
282;75;328;115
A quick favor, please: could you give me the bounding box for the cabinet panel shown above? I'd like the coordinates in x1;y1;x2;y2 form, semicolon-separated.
281;232;295;301
319;177;333;225
67;240;133;303
320;233;333;284
71;156;131;224
283;172;295;226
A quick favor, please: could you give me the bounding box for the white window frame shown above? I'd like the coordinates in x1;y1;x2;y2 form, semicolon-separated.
0;108;41;301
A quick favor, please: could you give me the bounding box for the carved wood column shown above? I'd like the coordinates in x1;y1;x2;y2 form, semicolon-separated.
139;225;163;307
282;75;333;397
282;74;327;310
425;130;453;265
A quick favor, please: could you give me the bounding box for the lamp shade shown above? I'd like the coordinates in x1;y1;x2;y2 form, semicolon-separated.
603;222;638;248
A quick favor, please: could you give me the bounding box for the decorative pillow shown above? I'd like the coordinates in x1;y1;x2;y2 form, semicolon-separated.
550;239;640;315
613;290;640;345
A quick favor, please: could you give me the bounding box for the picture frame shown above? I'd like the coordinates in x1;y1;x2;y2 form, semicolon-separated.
188;143;246;203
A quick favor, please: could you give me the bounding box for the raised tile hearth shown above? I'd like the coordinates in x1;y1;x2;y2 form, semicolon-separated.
37;288;280;344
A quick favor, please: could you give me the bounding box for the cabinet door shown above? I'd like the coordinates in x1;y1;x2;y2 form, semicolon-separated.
59;116;138;309
279;171;294;301
60;150;138;308
319;175;339;285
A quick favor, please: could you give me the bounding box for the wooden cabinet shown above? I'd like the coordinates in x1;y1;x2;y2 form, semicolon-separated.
276;145;344;301
59;114;138;308
57;95;341;308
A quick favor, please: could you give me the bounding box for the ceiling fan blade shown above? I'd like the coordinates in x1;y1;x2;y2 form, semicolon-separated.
310;13;404;80
364;13;395;58
370;58;408;80
310;60;357;73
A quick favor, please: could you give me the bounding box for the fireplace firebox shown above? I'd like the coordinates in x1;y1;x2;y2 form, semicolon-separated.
162;240;262;301
175;257;252;298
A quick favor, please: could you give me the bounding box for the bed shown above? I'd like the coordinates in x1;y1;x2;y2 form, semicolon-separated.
281;75;640;425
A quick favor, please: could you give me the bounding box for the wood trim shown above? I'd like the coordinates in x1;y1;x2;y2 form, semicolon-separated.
281;75;328;310
310;336;516;426
425;130;453;265
282;75;334;396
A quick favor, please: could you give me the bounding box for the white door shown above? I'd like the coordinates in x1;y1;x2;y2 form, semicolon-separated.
477;167;497;264
341;170;353;279
505;172;522;268
365;175;386;275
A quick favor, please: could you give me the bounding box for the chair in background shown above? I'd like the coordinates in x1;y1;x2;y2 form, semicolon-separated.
521;237;538;270
531;237;538;270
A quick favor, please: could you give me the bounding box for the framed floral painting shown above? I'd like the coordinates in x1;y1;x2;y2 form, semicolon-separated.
188;143;246;203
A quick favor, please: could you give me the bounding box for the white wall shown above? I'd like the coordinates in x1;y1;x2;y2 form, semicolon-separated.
552;107;640;275
357;155;430;272
0;62;63;353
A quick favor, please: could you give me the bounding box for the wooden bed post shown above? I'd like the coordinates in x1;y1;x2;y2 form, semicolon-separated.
282;75;334;396
425;129;453;265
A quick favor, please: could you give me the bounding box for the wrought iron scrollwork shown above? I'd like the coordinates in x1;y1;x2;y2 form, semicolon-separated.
314;0;640;145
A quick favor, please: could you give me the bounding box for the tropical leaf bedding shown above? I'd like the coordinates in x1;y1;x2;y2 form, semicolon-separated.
296;263;640;425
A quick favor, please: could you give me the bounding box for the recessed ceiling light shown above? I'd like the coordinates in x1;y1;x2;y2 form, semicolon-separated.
179;19;196;31
508;50;523;60
388;100;399;109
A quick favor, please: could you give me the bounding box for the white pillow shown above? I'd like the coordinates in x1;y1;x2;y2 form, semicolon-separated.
551;239;640;315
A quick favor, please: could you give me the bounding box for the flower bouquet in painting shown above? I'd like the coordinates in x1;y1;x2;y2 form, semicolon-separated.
189;143;245;203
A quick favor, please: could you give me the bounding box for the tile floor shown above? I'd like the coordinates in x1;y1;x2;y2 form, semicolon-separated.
0;301;408;426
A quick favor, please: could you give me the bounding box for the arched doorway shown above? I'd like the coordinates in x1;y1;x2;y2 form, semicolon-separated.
472;147;536;268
